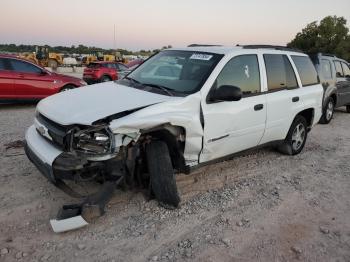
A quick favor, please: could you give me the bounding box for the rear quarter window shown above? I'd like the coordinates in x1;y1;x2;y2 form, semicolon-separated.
291;56;319;86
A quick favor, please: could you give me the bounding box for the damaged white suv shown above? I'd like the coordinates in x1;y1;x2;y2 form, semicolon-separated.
25;45;323;229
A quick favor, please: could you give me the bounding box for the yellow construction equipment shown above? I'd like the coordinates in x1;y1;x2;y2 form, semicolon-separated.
81;51;125;65
19;46;63;69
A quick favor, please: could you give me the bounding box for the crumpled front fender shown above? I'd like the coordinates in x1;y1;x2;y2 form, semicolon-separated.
108;93;203;165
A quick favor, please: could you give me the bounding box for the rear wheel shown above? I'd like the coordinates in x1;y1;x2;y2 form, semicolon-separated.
346;105;350;113
319;97;334;124
101;75;111;82
146;141;180;208
278;115;308;155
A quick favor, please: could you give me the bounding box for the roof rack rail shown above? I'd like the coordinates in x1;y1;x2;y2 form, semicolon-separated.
321;53;337;58
240;45;303;53
187;44;222;47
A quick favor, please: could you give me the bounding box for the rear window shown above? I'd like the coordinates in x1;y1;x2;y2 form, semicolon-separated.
87;63;101;68
291;56;319;86
263;54;298;90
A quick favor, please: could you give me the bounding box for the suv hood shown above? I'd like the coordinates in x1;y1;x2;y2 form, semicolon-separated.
37;82;178;125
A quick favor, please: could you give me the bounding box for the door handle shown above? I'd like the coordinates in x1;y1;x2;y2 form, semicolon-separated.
254;104;264;111
292;96;299;102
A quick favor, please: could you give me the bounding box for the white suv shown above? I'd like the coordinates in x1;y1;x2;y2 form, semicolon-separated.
25;45;323;219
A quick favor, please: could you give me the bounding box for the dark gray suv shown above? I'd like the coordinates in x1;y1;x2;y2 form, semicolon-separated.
310;53;350;124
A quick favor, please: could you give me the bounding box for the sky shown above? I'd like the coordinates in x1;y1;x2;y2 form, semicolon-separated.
1;0;350;51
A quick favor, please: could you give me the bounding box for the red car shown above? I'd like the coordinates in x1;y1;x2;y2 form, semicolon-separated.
0;54;86;102
83;61;129;84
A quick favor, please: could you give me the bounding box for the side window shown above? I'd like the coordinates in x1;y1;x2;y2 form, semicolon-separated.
291;55;319;86
0;58;6;70
334;61;344;77
264;54;298;90
284;56;298;88
321;59;333;79
341;62;350;78
215;55;260;96
9;59;42;74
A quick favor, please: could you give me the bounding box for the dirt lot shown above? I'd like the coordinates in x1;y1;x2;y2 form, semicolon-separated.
0;104;349;262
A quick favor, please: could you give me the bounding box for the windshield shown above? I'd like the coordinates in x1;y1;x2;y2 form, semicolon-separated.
87;63;101;68
125;50;223;95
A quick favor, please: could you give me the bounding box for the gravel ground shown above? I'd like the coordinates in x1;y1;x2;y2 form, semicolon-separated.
0;104;349;262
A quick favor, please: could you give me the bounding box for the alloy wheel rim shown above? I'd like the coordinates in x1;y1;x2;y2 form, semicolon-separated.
326;101;334;121
291;123;306;151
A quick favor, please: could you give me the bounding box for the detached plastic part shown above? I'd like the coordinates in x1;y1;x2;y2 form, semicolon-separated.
49;180;120;233
50;216;88;233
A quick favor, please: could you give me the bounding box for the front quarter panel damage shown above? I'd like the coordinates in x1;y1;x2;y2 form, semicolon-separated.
108;93;203;165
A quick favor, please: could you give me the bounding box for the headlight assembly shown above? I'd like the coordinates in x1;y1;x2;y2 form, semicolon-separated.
72;126;113;155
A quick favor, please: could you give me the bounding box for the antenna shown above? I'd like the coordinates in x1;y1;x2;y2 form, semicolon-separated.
113;24;116;50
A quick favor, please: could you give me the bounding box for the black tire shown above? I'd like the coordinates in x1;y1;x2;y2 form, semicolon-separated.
60;85;74;92
101;75;112;82
319;97;335;124
278;115;308;155
146;141;180;208
346;105;350;113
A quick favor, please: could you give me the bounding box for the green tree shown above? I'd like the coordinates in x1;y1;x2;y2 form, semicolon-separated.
288;16;350;61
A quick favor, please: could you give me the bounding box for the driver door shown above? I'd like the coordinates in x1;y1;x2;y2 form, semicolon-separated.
200;54;267;163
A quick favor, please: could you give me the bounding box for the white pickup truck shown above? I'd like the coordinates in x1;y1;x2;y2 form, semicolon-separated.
25;45;323;231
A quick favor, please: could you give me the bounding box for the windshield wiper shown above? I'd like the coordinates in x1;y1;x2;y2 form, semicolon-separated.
125;76;141;85
142;83;175;96
125;77;174;96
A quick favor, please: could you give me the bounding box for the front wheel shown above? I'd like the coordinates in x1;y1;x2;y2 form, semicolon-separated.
145;141;180;208
278;115;308;155
101;75;111;82
319;97;334;124
60;85;74;92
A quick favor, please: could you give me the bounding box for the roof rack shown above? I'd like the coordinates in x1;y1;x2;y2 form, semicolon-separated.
320;53;337;58
187;44;222;47
239;45;303;53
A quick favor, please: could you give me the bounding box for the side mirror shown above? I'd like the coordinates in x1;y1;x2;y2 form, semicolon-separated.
40;70;48;75
210;85;242;102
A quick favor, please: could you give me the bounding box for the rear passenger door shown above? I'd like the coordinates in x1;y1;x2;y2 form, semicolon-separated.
334;60;349;106
0;58;16;98
9;58;55;98
259;54;300;144
340;62;350;106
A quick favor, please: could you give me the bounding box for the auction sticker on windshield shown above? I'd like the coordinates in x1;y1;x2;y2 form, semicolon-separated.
190;53;213;60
